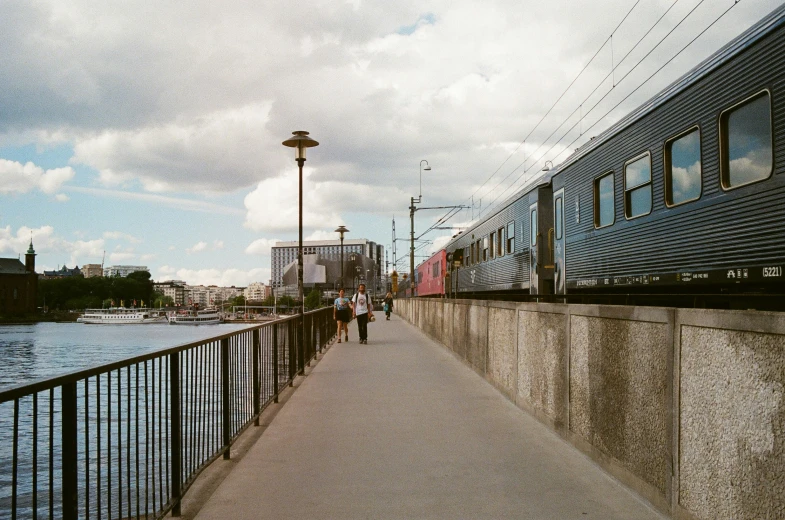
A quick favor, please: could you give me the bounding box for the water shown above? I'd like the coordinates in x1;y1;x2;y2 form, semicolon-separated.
0;321;256;519
0;322;252;390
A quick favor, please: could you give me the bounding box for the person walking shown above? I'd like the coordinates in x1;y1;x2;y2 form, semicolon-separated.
383;292;394;320
351;283;374;344
334;288;351;343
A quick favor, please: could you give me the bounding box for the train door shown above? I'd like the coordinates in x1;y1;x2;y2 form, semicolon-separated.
529;202;539;294
553;189;566;294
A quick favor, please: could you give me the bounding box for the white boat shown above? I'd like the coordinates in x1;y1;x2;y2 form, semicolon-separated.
168;307;221;325
78;307;168;324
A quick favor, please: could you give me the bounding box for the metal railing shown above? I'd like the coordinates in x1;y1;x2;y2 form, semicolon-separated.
0;307;336;520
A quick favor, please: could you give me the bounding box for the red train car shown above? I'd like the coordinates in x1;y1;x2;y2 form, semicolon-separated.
416;250;447;297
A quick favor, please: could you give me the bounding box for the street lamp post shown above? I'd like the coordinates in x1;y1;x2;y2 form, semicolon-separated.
282;130;319;367
335;225;349;290
410;159;431;297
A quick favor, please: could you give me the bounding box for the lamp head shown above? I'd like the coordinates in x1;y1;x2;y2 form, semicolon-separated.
334;225;349;239
282;130;319;161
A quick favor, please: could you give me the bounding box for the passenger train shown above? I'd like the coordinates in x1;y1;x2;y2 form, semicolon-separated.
408;5;785;309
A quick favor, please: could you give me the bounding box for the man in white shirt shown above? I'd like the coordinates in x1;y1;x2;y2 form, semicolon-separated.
351;284;374;344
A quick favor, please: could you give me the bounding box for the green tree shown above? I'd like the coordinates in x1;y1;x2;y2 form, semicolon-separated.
304;288;322;310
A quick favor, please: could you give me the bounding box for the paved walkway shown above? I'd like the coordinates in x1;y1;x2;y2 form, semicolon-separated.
194;314;665;520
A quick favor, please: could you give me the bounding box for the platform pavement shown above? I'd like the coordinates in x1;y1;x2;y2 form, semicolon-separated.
193;313;665;520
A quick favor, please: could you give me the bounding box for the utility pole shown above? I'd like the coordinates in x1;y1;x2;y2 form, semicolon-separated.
410;196;417;296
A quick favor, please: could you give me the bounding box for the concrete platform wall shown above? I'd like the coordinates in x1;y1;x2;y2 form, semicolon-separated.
395;299;785;520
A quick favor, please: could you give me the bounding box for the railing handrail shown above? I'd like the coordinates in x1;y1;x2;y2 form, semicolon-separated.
1;306;337;520
0;308;324;404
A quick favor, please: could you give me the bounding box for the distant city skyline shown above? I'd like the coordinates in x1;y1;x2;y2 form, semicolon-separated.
1;0;780;285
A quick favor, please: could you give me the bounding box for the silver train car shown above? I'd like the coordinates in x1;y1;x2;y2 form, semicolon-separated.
444;5;785;309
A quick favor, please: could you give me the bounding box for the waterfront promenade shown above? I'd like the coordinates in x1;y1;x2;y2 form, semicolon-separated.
192;314;664;520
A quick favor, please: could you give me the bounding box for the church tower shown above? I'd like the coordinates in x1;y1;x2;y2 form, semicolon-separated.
25;238;36;273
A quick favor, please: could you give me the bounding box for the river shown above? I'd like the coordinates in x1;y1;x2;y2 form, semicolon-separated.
0;322;252;390
0;321;255;519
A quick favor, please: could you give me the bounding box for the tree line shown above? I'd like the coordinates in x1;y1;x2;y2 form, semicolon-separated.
38;271;156;311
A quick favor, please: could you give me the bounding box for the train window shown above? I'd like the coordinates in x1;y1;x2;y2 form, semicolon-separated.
555;196;563;239
624;153;652;219
470;242;476;265
464;247;469;266
530;209;537;245
720;91;773;189
506;221;515;253
489;232;495;259
497;227;504;256
665;127;702;206
483;237;489;262
432;262;439;277
594;172;615;228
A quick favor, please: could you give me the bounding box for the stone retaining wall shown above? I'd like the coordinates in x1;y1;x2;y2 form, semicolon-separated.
394;299;785;520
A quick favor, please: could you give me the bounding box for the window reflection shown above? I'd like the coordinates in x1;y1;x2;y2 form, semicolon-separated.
722;92;772;188
666;128;701;205
530;209;537;246
595;173;615;228
624;154;652;218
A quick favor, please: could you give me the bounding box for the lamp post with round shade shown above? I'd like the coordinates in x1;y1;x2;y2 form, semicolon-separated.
335;225;349;291
282;130;319;369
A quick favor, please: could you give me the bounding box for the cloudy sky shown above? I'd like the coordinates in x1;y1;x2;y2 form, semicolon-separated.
0;0;780;286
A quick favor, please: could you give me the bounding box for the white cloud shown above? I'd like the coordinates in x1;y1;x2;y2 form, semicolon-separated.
186;241;209;254
245;238;281;256
71;103;278;193
0;225;104;266
306;230;342;242
186;240;226;254
66;186;245;215
243;169;409;232
103;231;142;243
155;266;270;287
55;193;69;202
0;159;75;195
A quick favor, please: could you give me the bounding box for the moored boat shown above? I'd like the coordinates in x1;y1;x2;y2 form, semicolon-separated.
168;307;221;325
78;307;168;324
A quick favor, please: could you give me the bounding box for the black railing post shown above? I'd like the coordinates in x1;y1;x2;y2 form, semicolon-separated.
298;315;305;375
221;338;231;459
273;324;279;402
288;321;295;386
62;383;78;520
169;352;181;517
306;314;311;367
253;329;260;426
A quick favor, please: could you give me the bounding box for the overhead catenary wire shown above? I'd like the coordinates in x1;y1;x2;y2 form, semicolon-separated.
480;0;733;218
463;0;645;207
479;0;692;214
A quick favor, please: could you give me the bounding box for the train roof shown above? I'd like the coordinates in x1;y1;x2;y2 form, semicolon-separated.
442;4;785;254
554;3;785;173
447;4;785;248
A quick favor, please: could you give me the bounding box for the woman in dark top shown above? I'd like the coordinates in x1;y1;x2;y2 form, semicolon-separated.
383;292;394;321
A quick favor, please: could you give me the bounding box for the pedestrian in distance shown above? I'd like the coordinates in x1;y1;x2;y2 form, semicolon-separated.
351;283;374;344
383;292;394;320
334;288;351;343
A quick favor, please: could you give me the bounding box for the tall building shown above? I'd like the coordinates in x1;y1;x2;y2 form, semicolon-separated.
244;282;268;302
271;239;384;295
153;280;186;306
183;285;243;307
104;265;149;278
0;240;38;314
81;264;103;278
